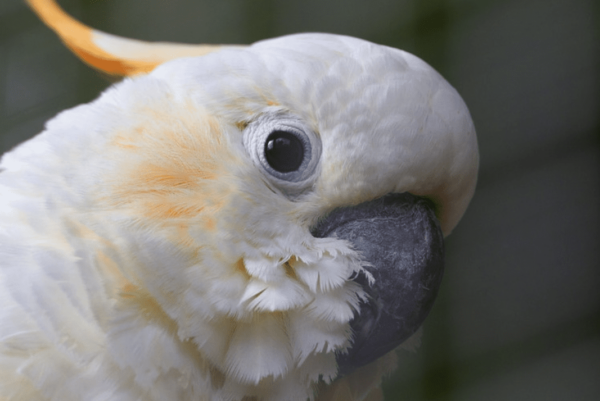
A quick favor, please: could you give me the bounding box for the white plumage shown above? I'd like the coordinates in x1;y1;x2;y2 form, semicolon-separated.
0;3;478;401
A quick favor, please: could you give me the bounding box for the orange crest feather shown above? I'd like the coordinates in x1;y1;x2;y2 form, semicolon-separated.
26;0;241;77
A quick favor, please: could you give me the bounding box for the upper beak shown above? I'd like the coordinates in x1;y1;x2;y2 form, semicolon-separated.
311;192;444;375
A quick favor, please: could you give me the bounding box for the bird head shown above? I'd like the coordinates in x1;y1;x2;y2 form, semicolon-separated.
9;2;479;400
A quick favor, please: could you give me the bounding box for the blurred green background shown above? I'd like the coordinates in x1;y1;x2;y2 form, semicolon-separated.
1;0;598;399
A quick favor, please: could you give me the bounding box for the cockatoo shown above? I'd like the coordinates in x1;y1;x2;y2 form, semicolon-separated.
0;1;478;400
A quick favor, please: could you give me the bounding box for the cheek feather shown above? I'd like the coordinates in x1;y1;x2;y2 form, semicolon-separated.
95;249;132;291
102;107;242;226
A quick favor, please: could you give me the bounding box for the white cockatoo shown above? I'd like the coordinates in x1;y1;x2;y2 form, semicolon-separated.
0;1;478;400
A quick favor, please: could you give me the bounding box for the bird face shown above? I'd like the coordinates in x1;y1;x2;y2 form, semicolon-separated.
7;34;475;399
4;3;478;399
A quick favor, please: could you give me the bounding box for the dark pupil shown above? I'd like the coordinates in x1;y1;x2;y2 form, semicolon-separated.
264;131;304;173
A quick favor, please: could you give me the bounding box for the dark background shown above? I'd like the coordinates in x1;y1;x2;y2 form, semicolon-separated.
1;0;598;399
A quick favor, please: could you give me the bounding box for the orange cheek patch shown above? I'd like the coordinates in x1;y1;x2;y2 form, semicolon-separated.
136;163;217;189
119;283;139;299
203;216;216;231
105;107;242;232
96;250;134;292
140;201;206;220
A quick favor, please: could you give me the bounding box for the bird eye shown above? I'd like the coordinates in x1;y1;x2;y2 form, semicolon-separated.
242;113;321;196
264;130;305;173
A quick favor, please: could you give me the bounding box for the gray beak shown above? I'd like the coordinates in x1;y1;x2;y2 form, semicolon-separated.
311;192;444;376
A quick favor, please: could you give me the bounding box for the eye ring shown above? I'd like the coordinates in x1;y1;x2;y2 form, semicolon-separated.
242;113;321;196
